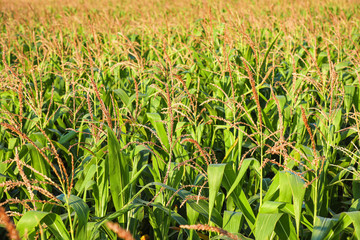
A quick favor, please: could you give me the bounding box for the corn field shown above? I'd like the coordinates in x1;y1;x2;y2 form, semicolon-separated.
1;0;360;239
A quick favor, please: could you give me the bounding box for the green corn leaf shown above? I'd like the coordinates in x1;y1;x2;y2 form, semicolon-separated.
264;172;280;202
59;130;77;145
345;212;360;238
274;214;297;240
76;164;97;194
350;199;360;212
142;200;190;228
311;216;337;240
259;32;280;74
223;210;243;233
147;113;170;151
116;164;148;199
255;201;295;239
226;158;260;198
326;211;360;239
208;164;226;222
344;85;356;113
279;172;293;203
57;194;90;240
26;143;50;184
113;88;133;111
187;202;201;240
222;164;256;229
107;127;130;222
150;182;223;226
286;171;306;236
255;213;283;240
17;211;70;240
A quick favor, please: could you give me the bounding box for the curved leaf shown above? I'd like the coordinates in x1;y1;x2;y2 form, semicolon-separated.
17;211;70;240
57;194;89;239
208;164;226;222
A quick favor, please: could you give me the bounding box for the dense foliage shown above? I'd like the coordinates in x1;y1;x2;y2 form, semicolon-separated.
1;0;360;239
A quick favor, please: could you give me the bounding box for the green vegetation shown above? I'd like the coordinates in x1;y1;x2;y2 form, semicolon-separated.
1;0;360;239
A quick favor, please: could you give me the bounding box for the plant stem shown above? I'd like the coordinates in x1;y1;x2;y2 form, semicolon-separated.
313;177;318;226
64;192;75;240
260;131;263;208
